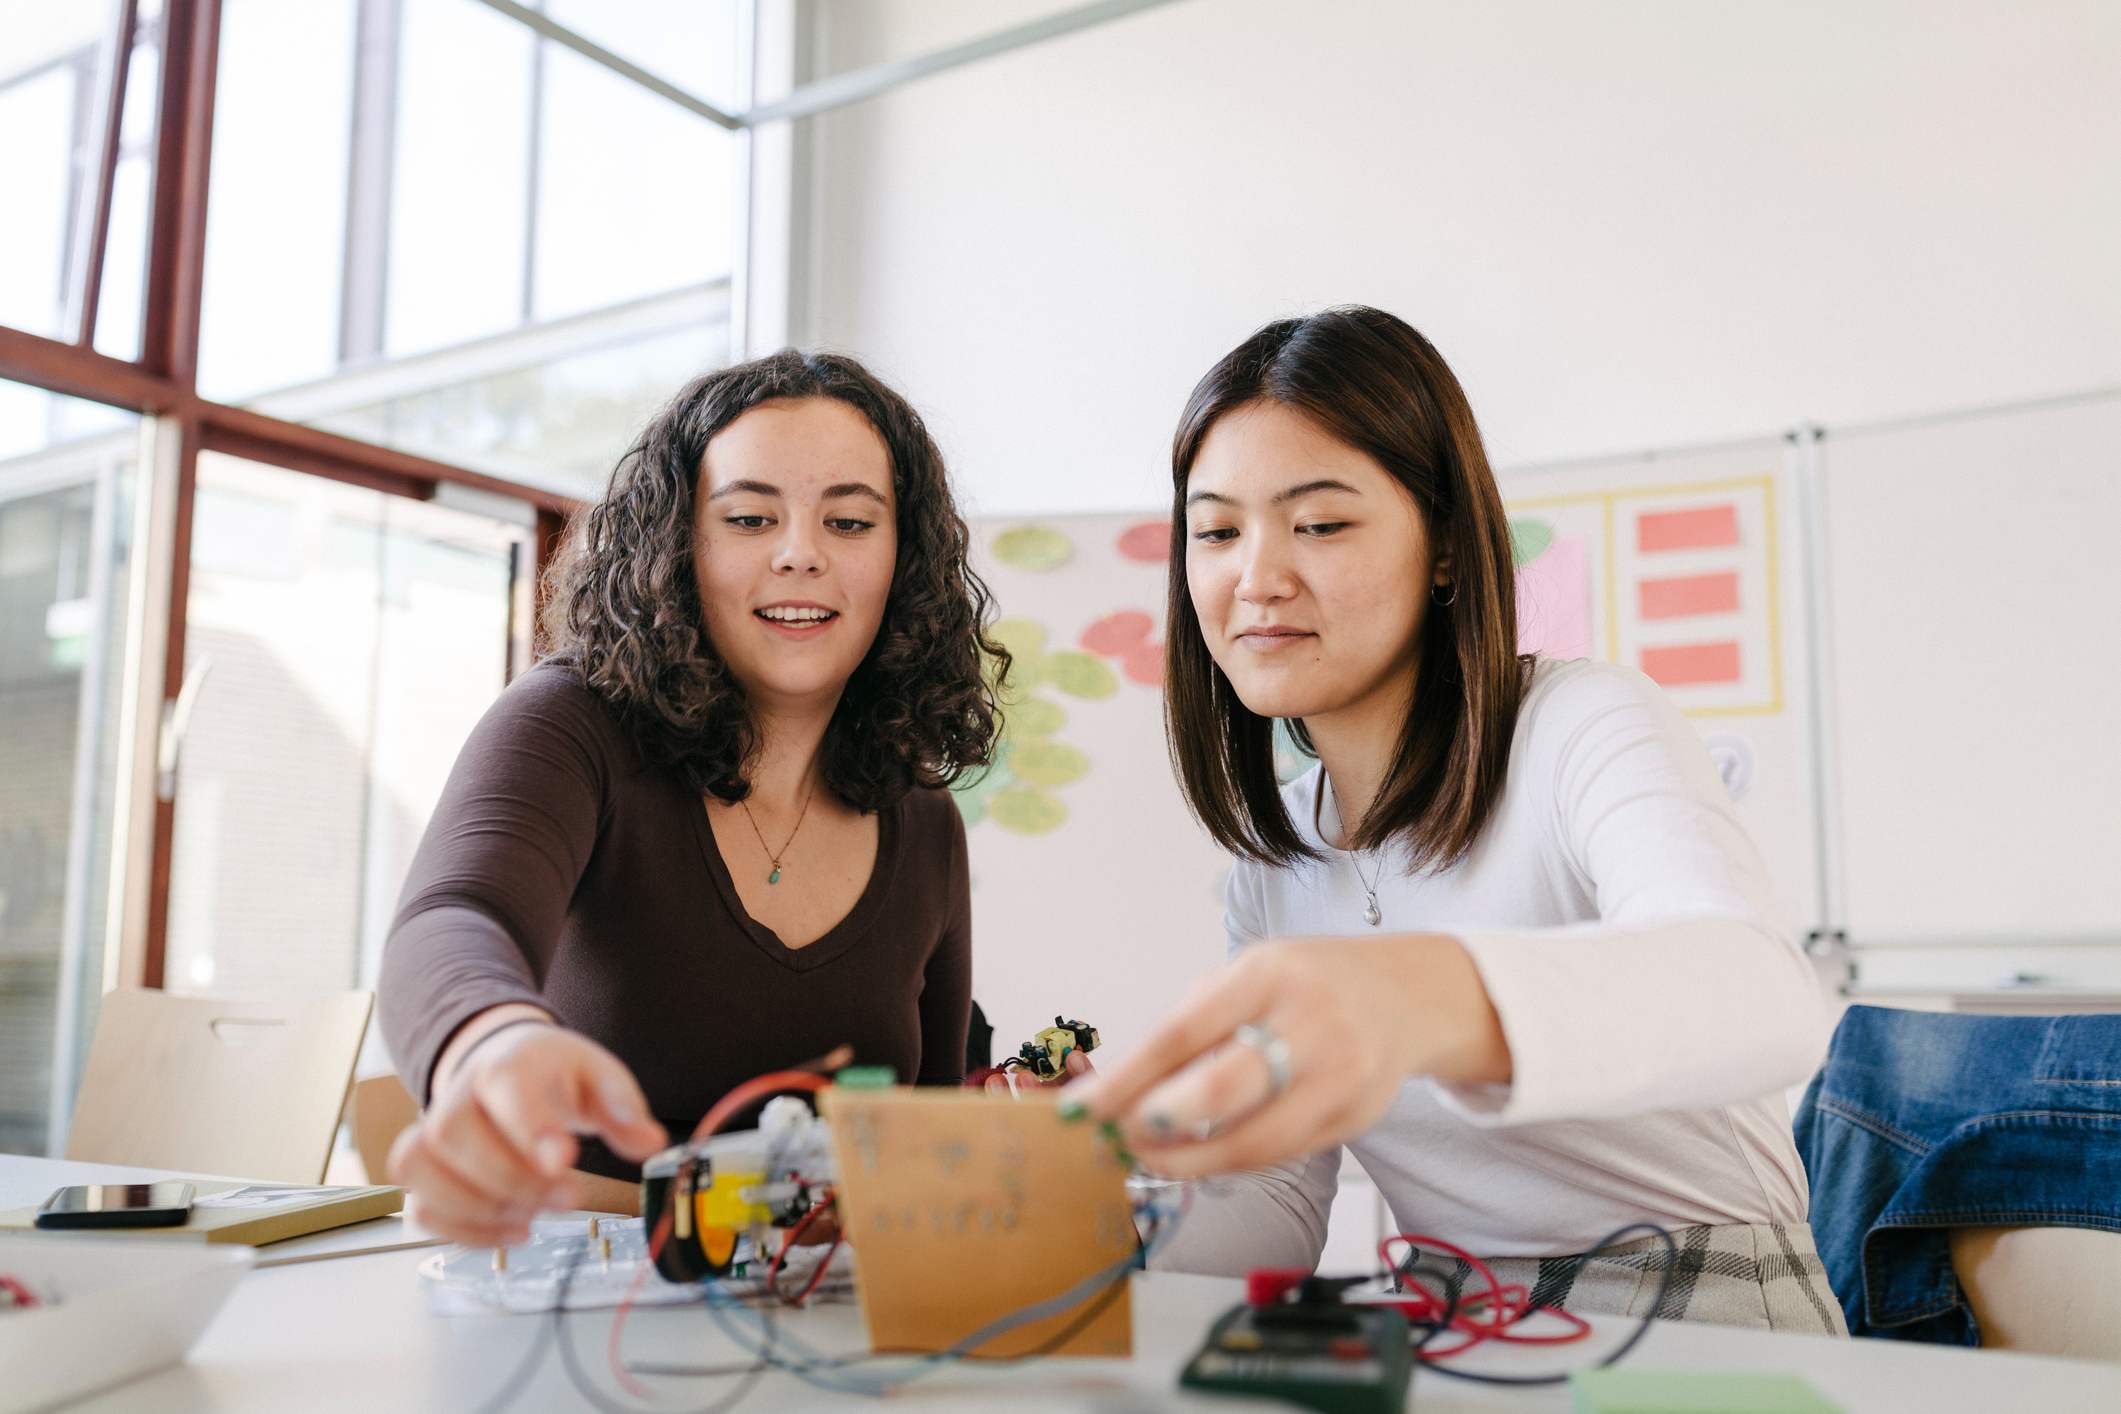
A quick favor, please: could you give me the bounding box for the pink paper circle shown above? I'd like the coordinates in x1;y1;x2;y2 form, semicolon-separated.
1081;610;1154;655
1122;639;1165;686
1116;521;1171;564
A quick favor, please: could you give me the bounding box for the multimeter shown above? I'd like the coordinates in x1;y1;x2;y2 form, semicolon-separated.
1180;1270;1414;1414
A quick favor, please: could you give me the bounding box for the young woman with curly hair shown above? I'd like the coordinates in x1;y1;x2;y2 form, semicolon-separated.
378;351;1005;1243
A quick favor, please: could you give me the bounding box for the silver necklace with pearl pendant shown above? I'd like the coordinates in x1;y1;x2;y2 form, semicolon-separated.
1314;773;1384;927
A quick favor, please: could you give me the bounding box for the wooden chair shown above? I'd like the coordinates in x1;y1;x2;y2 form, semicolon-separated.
1949;1226;2121;1360
347;1072;420;1185
65;989;373;1185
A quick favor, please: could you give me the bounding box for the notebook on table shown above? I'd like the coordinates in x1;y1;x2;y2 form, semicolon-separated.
0;1183;402;1246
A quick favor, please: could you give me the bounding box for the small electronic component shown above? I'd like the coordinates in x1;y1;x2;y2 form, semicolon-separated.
1008;1016;1100;1081
639;1094;838;1283
1180;1270;1413;1414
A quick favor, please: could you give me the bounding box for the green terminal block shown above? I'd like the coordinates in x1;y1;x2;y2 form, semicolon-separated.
834;1065;897;1089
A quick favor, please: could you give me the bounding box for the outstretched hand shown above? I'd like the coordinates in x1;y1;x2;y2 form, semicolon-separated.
1058;933;1508;1176
389;1020;668;1247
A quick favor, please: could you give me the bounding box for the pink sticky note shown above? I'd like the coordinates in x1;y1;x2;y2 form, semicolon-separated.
1515;535;1591;659
1637;505;1740;553
1639;571;1741;620
1641;641;1742;687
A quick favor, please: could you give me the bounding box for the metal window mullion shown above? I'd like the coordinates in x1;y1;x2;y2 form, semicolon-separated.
1793;426;1850;970
55;50;98;354
338;0;402;365
103;414;190;993
46;443;127;1154
521;11;546;326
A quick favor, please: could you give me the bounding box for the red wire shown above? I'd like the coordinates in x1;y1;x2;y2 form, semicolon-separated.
794;1234;841;1306
690;1071;832;1142
766;1188;836;1307
607;1069;837;1393
1377;1233;1594;1361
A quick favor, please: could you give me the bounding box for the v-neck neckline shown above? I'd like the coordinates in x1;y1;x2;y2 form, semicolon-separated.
692;793;899;973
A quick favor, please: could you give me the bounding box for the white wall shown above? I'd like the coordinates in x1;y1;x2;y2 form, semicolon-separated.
795;0;2121;516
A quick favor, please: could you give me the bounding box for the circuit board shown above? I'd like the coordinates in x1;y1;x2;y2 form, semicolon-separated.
419;1214;851;1316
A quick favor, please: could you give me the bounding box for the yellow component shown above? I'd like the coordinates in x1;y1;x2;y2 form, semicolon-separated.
690;1166;767;1272
1218;1328;1264;1351
697;1168;770;1230
697;1219;739;1270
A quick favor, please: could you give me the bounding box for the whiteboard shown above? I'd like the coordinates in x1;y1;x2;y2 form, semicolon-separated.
1495;439;1821;937
1822;392;2121;946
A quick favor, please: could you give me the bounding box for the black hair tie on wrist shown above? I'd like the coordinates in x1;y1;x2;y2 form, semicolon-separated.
449;1016;555;1080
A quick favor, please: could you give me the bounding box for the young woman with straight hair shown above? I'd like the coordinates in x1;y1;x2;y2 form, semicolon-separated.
1073;307;1842;1332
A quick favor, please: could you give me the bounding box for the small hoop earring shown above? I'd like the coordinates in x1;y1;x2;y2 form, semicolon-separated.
1431;581;1457;607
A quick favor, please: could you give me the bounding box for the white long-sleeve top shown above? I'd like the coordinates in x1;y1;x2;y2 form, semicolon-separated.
1154;656;1832;1273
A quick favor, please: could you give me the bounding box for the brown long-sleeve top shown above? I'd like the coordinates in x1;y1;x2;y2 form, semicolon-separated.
377;661;971;1179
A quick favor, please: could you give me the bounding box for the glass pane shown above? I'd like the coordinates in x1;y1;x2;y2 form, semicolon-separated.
0;381;140;1156
0;6;159;355
197;0;358;399
165;457;529;1040
533;41;740;321
0;40;84;339
385;0;534;357
543;0;744;117
306;314;731;501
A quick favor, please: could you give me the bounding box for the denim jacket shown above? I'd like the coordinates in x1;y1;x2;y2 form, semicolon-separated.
1792;1005;2121;1344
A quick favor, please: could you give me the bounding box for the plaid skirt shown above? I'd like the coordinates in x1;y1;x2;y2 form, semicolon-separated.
1467;1222;1848;1336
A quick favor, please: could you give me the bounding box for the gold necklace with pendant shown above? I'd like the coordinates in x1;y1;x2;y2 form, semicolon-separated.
737;779;816;886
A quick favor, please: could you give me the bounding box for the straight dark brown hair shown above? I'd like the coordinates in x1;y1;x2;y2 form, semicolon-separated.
1164;306;1529;870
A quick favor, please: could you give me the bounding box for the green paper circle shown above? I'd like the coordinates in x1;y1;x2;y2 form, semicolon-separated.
1508;517;1554;567
1009;739;1089;787
1045;651;1118;700
992;525;1074;572
1007;697;1066;738
991;786;1067;835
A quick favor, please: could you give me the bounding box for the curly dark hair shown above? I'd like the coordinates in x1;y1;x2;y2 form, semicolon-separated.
542;349;1009;812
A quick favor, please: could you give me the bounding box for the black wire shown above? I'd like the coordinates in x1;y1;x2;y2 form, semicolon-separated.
1407;1222;1679;1388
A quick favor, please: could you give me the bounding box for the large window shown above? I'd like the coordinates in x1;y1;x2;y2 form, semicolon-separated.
0;0;752;1156
0;384;140;1155
197;0;743;497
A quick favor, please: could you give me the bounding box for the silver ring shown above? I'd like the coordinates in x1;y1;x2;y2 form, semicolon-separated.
1232;1022;1294;1100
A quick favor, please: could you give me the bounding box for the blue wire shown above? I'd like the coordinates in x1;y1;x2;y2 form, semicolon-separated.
690;1188;1192;1399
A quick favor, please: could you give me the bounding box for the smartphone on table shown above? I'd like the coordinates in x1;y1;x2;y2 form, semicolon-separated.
34;1182;195;1229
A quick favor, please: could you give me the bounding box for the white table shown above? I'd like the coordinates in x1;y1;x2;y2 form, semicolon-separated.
5;1155;2117;1412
